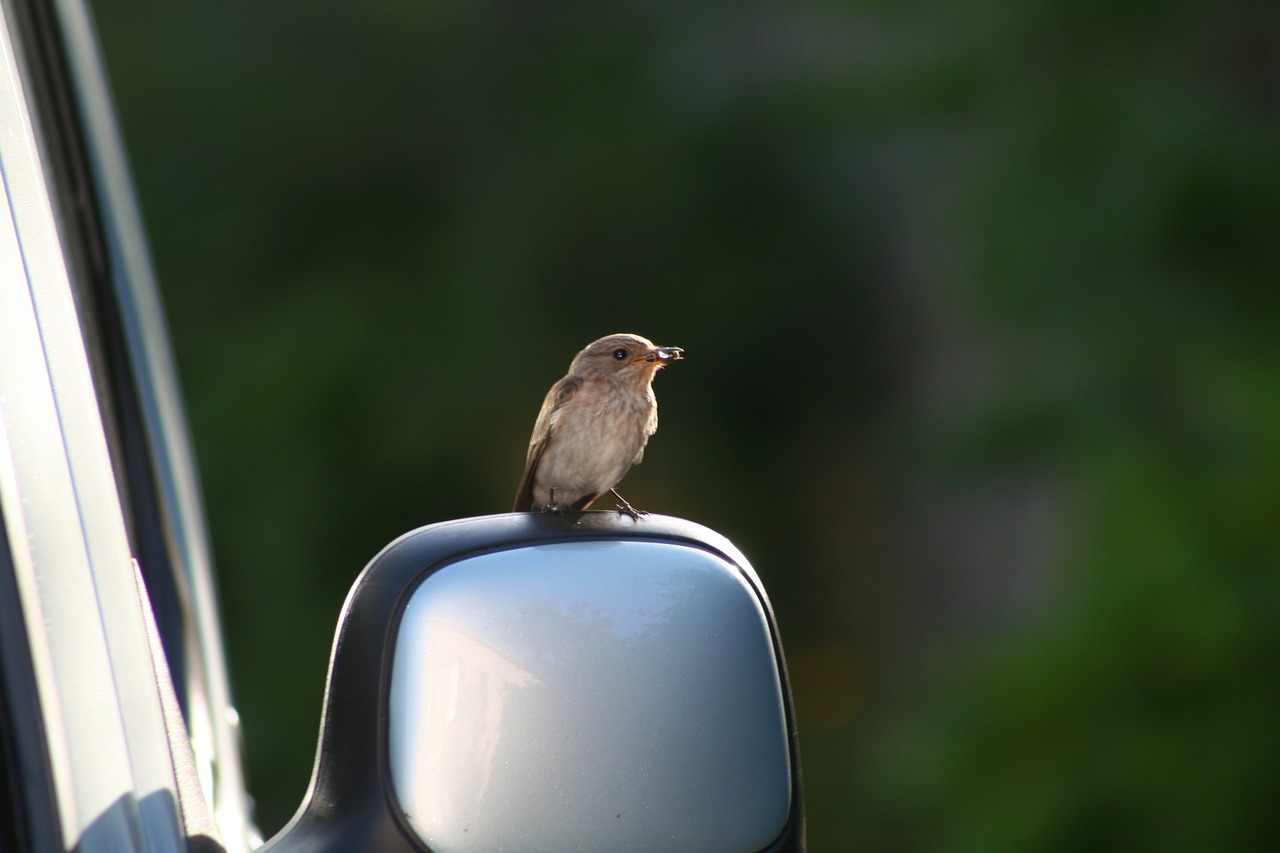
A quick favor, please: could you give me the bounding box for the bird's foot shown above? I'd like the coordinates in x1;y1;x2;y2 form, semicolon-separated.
538;487;569;516
610;489;648;521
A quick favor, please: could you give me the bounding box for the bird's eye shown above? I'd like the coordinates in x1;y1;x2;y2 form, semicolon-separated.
612;348;628;360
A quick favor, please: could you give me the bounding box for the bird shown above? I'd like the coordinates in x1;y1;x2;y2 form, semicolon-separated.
513;333;684;519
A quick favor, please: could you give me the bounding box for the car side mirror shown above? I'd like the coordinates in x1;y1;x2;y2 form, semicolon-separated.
260;513;804;853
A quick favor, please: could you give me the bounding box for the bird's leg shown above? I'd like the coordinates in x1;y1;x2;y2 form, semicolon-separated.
541;486;567;515
610;489;647;521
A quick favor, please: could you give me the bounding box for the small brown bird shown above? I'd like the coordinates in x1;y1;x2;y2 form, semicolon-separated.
514;333;684;518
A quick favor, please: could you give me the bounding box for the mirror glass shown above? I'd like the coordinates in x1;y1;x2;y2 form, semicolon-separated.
388;539;791;853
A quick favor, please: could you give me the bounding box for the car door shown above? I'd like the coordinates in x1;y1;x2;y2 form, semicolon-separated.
0;0;252;850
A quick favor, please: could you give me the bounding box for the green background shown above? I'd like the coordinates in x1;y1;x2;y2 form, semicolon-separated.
91;0;1279;849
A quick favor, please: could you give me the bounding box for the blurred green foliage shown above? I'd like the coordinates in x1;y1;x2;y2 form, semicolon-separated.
91;0;1278;848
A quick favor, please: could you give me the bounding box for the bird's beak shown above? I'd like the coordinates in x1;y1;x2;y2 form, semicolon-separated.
638;346;684;365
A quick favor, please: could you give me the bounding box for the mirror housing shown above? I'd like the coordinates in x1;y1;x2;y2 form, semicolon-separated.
260;513;804;853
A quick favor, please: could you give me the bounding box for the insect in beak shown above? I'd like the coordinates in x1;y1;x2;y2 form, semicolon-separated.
639;346;684;364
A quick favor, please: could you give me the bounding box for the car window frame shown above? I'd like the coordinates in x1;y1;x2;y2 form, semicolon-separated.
0;0;252;849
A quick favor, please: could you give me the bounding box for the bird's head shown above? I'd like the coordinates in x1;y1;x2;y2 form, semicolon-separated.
571;333;684;384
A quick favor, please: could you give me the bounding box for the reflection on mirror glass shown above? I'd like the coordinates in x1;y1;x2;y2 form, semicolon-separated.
388;540;791;853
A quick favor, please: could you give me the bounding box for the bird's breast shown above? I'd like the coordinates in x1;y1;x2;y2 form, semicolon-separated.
537;383;656;495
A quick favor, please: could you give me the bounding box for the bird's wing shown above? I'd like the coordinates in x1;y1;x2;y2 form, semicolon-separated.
512;374;583;511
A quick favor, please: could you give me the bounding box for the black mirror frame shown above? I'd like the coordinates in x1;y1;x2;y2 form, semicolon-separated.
259;512;805;853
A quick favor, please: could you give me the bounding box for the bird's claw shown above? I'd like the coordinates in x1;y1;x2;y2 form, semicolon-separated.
538;487;569;516
610;489;647;521
616;503;648;521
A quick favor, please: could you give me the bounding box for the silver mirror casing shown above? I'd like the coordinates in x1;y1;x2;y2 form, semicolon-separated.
259;513;805;853
390;539;791;852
